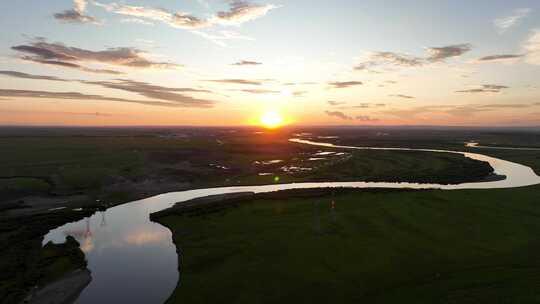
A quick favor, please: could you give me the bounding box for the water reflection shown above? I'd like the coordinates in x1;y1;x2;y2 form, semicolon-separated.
45;205;178;304
124;230;170;246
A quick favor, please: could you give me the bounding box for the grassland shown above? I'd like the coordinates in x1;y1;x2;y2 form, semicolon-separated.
0;126;538;303
159;185;540;303
0;127;497;210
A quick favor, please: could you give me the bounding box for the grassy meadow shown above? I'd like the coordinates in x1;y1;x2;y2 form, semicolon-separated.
160;185;540;303
0;126;538;303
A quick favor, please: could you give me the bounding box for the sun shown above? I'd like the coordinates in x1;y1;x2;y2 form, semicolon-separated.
260;110;283;129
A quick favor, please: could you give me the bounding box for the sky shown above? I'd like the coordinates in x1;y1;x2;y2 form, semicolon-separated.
0;0;539;127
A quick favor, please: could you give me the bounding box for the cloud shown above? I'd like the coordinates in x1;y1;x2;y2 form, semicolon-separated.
328;81;363;89
444;105;492;117
426;44;472;62
238;89;280;94
292;91;307;97
212;1;280;26
383;105;449;119
95;1;279;29
480;103;531;109
0;70;216;107
328;100;345;106
389;94;415;99
325;110;353;120
121;18;155;26
354;44;472;71
205;79;265;85
0;70;69;82
191;30;254;47
456;84;509;93
524;29;540;65
337;103;386;109
11;40;179;74
281;82;317;86
9;55;122;74
2;110;115;117
446;103;535;117
81;79;215;107
94;2;210;29
355;115;379;122
374;52;424;66
232;60;262;66
54;0;98;24
384;102;539;120
494;8;531;33
325;110;379;122
477;54;523;62
354;51;423;71
0;89;214;108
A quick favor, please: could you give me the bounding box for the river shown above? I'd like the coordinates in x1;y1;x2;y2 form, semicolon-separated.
43;139;540;303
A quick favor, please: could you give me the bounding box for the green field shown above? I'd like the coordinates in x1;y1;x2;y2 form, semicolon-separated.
0;128;497;207
159;185;540;303
0;127;539;304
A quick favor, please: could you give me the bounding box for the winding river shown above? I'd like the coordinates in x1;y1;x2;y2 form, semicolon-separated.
43;139;540;303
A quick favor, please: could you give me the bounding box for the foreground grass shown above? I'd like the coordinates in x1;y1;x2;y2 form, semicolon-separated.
160;185;540;303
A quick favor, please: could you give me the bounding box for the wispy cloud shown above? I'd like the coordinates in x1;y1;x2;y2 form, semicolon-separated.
54;0;98;24
11;39;179;74
120;18;155;26
0;70;68;82
389;94;415;99
0;72;216;108
94;2;210;29
238;89;280;94
328;81;363;89
93;1;277;46
355;115;379;122
325;110;353;120
191;30;254;47
232;60;262;66
354;44;472;71
354;52;423;71
477;54;523;62
211;1;280;26
480;103;532;109
281;81;317;86
82;79;215;107
328;100;345;106
292;90;307;97
524;29;540;65
95;0;279;29
337;103;386;109
325;110;379;122
0;89;214;108
383;103;534;119
494;8;531;33
205;79;267;85
2;110;116;117
455;84;509;93
426;44;472;62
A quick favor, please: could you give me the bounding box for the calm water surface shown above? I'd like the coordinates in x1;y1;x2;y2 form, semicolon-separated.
43;139;540;303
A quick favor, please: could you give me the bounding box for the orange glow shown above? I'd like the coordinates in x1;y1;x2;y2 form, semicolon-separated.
260;110;283;129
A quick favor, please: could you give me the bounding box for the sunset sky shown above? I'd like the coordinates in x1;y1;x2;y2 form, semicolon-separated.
1;0;539;126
